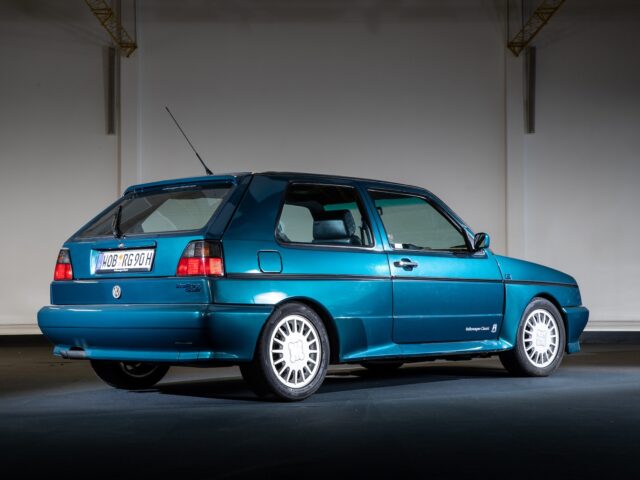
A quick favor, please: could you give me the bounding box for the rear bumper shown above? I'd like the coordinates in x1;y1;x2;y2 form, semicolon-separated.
563;305;589;354
38;303;273;363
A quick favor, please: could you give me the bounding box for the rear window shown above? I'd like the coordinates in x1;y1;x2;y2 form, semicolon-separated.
77;184;232;238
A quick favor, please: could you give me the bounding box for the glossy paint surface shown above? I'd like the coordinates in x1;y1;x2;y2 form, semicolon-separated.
50;277;212;305
386;250;504;343
40;303;273;362
37;172;589;365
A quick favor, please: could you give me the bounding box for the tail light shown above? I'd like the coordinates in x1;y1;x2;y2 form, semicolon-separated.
54;249;73;281
177;241;224;277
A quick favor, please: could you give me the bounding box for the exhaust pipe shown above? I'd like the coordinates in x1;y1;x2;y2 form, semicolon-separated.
61;347;87;359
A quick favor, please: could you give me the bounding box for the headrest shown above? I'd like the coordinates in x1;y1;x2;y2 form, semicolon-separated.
312;209;356;241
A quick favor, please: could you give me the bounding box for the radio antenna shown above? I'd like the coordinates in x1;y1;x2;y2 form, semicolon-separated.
165;106;213;175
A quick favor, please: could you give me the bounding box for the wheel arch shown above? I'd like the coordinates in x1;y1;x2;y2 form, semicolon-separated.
530;292;569;350
272;297;341;364
501;285;570;351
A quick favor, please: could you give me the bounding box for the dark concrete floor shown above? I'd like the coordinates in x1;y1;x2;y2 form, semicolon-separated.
1;340;639;479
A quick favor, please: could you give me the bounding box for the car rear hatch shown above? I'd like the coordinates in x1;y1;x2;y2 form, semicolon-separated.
51;174;251;305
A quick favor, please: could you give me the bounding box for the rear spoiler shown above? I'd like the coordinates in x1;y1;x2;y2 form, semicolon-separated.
124;173;251;195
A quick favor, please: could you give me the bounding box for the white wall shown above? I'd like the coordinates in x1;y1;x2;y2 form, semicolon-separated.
517;0;640;329
0;1;118;333
134;0;506;250
1;0;638;333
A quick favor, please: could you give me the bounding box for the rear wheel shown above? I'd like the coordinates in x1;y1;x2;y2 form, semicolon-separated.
500;298;566;377
90;360;170;390
241;302;330;401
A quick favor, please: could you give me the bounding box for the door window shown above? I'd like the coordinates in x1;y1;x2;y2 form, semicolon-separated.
368;190;468;251
277;184;373;247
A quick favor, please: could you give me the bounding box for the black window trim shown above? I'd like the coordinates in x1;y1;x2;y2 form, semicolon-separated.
366;187;476;255
274;181;378;251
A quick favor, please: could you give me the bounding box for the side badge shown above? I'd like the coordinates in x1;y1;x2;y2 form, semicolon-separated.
176;283;202;293
112;285;122;299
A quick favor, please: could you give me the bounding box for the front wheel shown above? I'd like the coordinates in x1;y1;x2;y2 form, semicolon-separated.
90;360;170;390
241;302;330;401
499;298;566;377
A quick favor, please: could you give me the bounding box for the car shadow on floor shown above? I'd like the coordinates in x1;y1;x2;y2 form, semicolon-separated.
153;363;507;402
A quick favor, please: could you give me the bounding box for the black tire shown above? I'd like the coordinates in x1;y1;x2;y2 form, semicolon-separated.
90;360;170;390
241;302;330;401
360;361;404;374
499;298;566;377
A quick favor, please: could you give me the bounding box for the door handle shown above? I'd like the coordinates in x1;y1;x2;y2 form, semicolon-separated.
394;258;419;269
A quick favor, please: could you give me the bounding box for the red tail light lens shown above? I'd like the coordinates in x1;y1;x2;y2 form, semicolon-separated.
177;241;224;277
54;249;73;281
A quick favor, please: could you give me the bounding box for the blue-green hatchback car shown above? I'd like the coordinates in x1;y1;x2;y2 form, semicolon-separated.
38;172;589;400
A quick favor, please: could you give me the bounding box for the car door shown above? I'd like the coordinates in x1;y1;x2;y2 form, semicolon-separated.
366;188;504;344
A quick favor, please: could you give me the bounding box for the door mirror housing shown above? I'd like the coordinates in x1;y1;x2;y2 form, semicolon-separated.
473;232;490;251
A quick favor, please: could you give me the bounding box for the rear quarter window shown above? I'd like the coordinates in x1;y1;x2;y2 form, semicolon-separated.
77;184;232;238
278;204;314;243
276;183;374;247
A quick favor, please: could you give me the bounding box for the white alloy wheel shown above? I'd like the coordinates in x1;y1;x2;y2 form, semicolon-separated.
522;308;560;368
240;302;330;401
269;314;321;389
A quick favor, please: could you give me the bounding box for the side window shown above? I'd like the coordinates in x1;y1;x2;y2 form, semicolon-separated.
278;204;314;243
277;184;374;247
368;190;468;251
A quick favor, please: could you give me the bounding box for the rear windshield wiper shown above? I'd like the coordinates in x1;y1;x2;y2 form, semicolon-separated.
111;205;123;239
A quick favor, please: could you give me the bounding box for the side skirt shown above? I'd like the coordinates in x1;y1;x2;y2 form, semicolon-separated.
340;339;513;363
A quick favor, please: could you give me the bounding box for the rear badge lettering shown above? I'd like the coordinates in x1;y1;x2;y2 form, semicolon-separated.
176;283;202;293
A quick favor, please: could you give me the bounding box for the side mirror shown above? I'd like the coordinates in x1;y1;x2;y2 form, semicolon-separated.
473;232;490;251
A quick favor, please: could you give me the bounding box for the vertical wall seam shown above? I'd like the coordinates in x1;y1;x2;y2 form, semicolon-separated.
116;50;122;197
503;7;510;256
136;0;143;185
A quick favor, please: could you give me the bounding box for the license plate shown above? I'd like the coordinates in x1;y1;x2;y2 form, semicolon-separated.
95;249;155;273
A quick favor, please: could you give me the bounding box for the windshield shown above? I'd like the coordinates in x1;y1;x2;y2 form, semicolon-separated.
77;184;232;238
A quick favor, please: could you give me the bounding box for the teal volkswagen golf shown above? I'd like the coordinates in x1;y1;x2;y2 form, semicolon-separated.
38;172;589;401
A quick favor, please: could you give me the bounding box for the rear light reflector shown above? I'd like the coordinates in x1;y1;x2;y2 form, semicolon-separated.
177;241;224;277
54;249;73;281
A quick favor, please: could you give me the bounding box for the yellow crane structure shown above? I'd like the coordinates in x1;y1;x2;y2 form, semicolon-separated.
84;0;137;57
507;0;565;57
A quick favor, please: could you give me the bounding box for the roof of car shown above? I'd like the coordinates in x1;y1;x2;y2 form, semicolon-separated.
125;171;426;194
258;171;424;191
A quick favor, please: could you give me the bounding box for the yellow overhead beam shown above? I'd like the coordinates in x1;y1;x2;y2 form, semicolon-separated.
85;0;137;57
507;0;565;57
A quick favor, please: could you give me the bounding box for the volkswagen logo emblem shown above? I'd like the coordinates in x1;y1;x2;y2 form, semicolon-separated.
112;285;122;299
